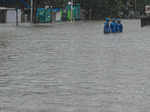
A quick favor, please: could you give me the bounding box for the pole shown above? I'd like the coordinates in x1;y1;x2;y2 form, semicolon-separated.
68;1;73;23
71;0;73;23
16;8;18;26
135;0;137;17
30;0;33;23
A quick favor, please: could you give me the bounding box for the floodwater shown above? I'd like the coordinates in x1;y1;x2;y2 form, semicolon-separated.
0;20;150;112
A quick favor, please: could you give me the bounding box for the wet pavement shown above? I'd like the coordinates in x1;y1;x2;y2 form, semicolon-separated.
1;20;150;112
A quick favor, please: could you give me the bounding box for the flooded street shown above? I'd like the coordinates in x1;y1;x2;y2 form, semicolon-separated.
1;20;150;112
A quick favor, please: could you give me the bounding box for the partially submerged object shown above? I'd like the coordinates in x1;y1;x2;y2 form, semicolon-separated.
141;5;150;27
104;18;110;34
117;19;123;32
104;18;123;34
141;16;150;27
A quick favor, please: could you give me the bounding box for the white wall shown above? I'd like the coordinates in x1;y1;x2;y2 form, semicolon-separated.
6;10;21;23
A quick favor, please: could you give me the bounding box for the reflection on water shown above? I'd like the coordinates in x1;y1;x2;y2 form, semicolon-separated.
0;41;8;48
0;20;150;112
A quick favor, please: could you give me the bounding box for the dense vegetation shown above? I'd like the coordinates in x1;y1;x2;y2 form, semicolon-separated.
55;0;146;19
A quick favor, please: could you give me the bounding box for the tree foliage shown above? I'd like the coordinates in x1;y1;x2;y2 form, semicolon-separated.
79;0;127;19
54;0;145;19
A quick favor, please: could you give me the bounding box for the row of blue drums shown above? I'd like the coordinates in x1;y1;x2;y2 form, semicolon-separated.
104;18;123;34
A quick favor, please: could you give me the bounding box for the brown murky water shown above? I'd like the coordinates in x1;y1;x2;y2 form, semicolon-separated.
1;20;150;112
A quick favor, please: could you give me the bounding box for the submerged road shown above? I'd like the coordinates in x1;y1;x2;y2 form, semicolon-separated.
0;20;150;112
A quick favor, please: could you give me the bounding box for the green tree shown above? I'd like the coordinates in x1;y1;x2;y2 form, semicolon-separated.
79;0;126;19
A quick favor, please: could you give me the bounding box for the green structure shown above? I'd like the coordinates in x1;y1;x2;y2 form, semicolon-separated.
66;3;80;21
73;3;80;20
36;8;52;23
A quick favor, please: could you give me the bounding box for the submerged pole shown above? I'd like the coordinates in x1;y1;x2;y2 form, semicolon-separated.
71;0;73;23
30;0;33;23
16;8;18;26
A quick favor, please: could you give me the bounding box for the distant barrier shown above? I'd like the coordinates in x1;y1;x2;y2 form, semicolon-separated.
35;4;81;23
0;3;81;25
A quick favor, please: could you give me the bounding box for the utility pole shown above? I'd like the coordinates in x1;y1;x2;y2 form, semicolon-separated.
68;0;73;23
135;0;137;17
16;8;18;26
30;0;33;23
71;0;73;23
